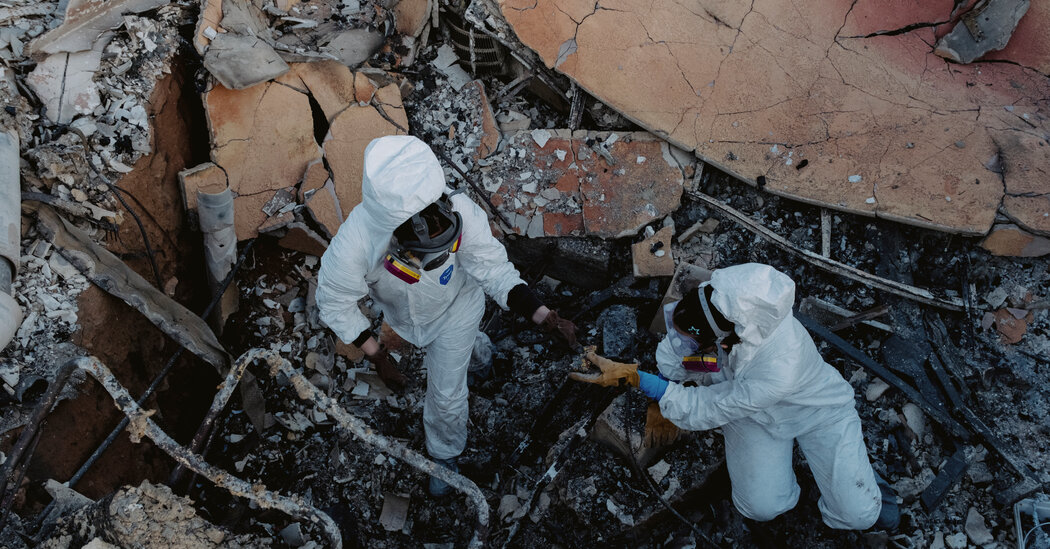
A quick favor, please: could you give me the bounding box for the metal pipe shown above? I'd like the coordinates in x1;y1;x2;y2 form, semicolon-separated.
75;356;343;549
267;355;491;548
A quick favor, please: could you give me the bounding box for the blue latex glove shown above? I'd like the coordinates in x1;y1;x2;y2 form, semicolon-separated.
638;371;669;400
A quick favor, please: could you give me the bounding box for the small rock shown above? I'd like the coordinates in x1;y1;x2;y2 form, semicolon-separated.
945;532;968;549
498;494;521;521
648;460;671;484
964;507;994;546
530;128;551;148
985;287;1009;309
866;378;891;401
901;403;925;438
279;523;305;546
379;493;410;532
930;531;945;549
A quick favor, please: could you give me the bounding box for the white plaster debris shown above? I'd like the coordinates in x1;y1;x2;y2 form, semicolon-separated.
865;197;876;204
848;175;862;183
531;128;551;148
555;149;567;161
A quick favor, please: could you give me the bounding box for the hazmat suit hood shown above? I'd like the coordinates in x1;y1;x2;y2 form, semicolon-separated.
360;135;446;236
709;263;795;364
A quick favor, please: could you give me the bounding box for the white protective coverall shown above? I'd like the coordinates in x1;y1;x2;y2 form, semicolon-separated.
655;263;881;529
316;136;526;460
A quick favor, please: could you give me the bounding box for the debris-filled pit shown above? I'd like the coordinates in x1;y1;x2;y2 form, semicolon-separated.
1;0;1049;548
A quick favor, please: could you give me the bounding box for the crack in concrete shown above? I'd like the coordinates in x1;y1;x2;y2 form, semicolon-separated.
710;0;755;95
840;20;951;39
506;0;538;12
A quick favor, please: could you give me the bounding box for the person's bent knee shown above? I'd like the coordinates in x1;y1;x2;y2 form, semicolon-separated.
823;498;880;530
733;493;795;522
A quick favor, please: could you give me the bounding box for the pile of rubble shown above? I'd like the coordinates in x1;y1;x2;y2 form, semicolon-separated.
1;0;1048;548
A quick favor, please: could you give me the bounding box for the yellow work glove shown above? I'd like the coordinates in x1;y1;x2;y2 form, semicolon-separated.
568;349;640;387
644;401;680;448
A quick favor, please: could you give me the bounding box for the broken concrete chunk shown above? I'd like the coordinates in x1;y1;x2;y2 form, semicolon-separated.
203;33;289;90
935;0;1031;63
304;180;344;240
27;51;102;124
277;222;328;257
379;493;410;532
590;393;660;468
866;378;891;401
631;226;675;278
395;0;431;37
679;218;719;243
465;81;500;159
28;0;169;57
901;403;926;439
320;28;385;67
980;224;1050;257
964;507;994;546
432;44;472;90
195;0;223;54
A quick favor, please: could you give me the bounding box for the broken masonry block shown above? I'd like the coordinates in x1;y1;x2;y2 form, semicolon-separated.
489;0;1050;236
631;226;675;278
935;0;1031;64
276;222;328;258
980;224;1050;257
678;218;719;243
203;33;290;90
304;181;344;240
589;393;662;469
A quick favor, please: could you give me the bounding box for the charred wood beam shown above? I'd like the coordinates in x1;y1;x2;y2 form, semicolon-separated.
75;356;343;549
268;355;491;549
686;190;964;311
796;312;970;440
920;447;971;511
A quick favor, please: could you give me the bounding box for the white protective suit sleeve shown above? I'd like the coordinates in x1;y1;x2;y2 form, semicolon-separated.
657;263;805;431
451;193;526;310
316;223;373;345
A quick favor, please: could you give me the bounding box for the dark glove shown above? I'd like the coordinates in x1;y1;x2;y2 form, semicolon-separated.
369;347;407;392
644;401;680;448
542;309;577;346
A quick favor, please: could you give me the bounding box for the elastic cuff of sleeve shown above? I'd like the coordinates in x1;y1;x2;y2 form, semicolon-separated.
351;329;371;348
638;371;669;401
507;284;544;319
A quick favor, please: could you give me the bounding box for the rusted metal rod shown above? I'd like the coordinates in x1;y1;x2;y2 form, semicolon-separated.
168;349;259;487
75;356;343;549
267;355;491;549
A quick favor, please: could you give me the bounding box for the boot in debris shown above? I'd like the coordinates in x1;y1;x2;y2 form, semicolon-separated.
873;472;900;531
428;456;459;497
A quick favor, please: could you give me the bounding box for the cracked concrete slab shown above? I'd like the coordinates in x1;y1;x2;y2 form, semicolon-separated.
200;62;407;240
490;130;683;238
496;0;1050;236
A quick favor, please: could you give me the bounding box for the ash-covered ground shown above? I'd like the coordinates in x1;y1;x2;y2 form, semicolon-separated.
1;2;1048;549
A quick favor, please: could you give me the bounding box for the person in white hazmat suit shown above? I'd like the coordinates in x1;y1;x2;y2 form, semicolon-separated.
571;263;898;530
317;136;577;496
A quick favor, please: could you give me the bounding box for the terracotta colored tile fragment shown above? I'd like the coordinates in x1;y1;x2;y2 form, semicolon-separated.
980;224;1050;257
178;162;227;213
205;79;321;198
323;83;409;215
493;131;682;238
991;308;1030;344
395;0;430;37
631;226;675;278
278;222;328;257
304;181;344;240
